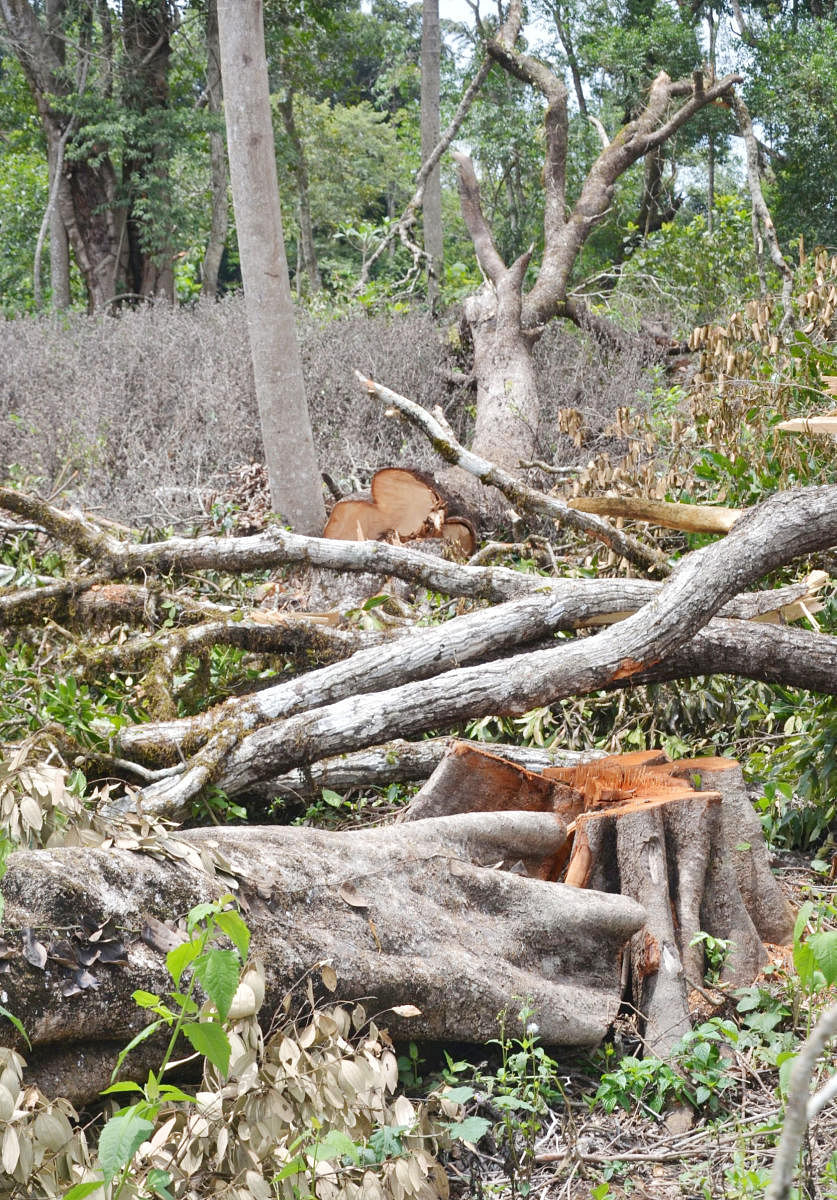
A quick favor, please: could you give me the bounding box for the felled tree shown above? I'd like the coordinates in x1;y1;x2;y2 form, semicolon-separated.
451;0;741;477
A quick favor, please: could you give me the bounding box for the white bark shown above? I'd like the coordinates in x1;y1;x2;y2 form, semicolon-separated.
421;0;443;309
216;0;325;534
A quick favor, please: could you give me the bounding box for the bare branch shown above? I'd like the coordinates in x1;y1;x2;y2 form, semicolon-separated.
356;55;493;289
731;89;794;330
523;69;742;326
453;151;508;284
358;372;668;572
766;1003;837;1200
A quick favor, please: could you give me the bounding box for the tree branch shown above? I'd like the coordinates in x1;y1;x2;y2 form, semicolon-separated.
111;485;837;817
356;373;668;571
730;89;794;330
453;151;508;284
766;1003;837;1200
356;55;494;289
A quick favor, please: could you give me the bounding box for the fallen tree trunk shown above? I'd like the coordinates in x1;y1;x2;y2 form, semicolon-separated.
0;812;645;1104
108;485;837;820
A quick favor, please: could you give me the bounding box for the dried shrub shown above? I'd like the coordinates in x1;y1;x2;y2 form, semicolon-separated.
0;300;455;526
0;296;662;529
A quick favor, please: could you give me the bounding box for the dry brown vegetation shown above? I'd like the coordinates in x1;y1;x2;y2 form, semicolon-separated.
0;298;655;526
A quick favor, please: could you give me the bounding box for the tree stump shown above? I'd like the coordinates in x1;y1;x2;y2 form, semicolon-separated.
404;742;794;1056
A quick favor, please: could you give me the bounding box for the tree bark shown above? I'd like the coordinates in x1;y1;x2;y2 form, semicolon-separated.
216;0;325;535
421;0;443;310
201;0;229;299
1;815;645;1102
276;89;322;295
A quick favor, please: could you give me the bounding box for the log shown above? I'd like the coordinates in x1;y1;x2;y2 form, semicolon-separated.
0;813;644;1104
568;496;743;534
323;467;477;554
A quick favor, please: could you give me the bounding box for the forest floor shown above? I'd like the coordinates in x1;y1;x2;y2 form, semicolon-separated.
438;854;836;1200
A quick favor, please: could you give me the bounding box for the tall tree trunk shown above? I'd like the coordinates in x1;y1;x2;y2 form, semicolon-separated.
201;0;228;298
121;0;174;303
0;0;126;309
277;90;321;295
48;149;71;309
45;0;70;309
217;0;326;535
421;0;443;310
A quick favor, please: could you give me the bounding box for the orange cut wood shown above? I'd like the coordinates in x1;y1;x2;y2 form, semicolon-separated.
324;468;442;542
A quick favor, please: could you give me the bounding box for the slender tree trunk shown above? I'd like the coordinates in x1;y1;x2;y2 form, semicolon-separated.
45;0;70;309
217;0;326;535
421;0;443;310
48;148;71;308
201;0;228;298
277;90;321;294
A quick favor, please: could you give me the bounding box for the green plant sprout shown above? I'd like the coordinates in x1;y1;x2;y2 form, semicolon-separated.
63;894;249;1200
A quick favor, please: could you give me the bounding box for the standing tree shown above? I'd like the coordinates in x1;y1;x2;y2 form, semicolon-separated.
452;0;741;478
216;0;326;535
201;0;229;299
0;0;179;309
421;0;443;310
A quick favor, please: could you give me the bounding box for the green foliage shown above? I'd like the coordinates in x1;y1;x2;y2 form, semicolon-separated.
615;196;763;331
746;16;837;248
84;895;246;1197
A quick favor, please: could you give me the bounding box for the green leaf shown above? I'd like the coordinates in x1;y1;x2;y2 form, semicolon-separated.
186;901;219;932
777;1051;796;1098
156;1084;195;1104
321;788;344;807
446;1116;492;1144
793;941;817;992
311;1129;361;1162
183;1021;231;1075
214;909;251;961
274;1157;306;1181
132;990;161;1008
794;901;814;947
166;939;201;988
63;1182;106;1200
362;594;389;610
808;930;837;985
0;1004;30;1048
98;1108;155;1182
441;1086;476;1104
147;1168;175;1200
101;1081;144;1096
195;948;240;1020
110;1019;164;1081
168;991;199;1014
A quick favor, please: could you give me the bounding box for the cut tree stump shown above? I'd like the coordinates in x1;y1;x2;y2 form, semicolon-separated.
323;467;476;554
404;741;794;1056
0;811;644;1104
